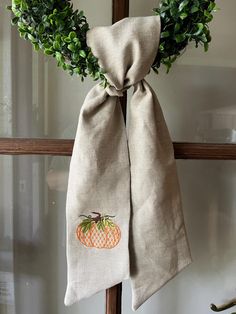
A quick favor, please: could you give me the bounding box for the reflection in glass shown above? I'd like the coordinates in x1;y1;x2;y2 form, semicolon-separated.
0;0;112;140
0;156;105;314
1;0;235;142
122;160;236;314
1;157;236;314
196;106;236;143
130;0;236;143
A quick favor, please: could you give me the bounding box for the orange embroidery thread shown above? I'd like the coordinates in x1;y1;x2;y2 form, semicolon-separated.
76;212;121;249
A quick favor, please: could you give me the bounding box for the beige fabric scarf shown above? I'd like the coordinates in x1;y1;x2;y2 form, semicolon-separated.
64;15;192;311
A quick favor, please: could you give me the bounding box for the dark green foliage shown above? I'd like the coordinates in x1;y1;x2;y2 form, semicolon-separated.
8;0;107;86
152;0;217;73
9;0;217;82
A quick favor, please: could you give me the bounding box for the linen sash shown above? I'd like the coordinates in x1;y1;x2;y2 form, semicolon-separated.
64;15;192;311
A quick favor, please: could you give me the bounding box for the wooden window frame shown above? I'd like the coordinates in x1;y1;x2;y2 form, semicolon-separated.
1;1;236;313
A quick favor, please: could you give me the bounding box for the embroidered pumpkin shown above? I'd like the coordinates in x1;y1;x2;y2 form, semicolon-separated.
76;212;121;249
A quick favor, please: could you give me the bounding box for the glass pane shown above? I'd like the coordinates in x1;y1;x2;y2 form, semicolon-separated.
0;0;112;139
0;0;13;137
0;155;105;314
122;160;236;314
2;0;235;142
130;0;236;143
2;158;236;314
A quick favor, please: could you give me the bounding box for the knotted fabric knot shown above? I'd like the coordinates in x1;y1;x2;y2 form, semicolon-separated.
105;85;126;97
86;16;161;91
65;16;192;312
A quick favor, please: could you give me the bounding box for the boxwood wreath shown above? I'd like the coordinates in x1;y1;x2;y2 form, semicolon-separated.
9;0;217;86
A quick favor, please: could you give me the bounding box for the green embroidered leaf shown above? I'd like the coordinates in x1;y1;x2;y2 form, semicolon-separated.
106;220;115;228
80;221;93;234
97;221;104;231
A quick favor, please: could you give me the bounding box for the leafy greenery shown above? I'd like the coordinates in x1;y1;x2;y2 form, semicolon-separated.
79;212;116;234
9;0;217;82
8;0;107;86
152;0;217;73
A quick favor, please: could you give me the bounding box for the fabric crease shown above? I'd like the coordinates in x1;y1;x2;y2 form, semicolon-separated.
65;15;192;311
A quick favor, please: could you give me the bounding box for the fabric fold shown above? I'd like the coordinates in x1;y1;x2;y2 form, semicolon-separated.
128;79;192;310
65;15;192;310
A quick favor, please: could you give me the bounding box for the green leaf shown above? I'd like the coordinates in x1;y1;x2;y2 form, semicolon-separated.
204;42;209;52
11;16;19;25
53;41;61;50
33;43;40;51
180;12;188;20
69;31;77;40
159;43;164;51
199;34;208;43
64;37;71;43
72;53;80;62
190;5;199;13
194;23;204;35
38;24;45;34
55;51;63;62
68;43;76;52
55;34;61;43
208;1;216;11
161;31;170;38
79;50;86;58
27;34;35;41
174;23;181;33
179;0;189;12
74;67;81;75
175;34;186;43
44;48;54;55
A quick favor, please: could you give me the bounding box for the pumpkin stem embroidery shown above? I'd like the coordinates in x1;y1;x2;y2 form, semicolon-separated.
76;212;121;249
